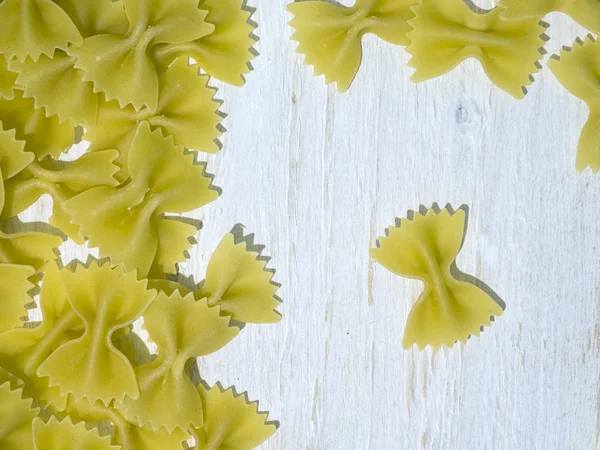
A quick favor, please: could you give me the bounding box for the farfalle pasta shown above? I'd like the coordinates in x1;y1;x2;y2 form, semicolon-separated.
0;0;278;447
548;36;600;173
287;0;416;91
371;205;504;349
66;123;219;276
85;57;222;181
70;0;215;111
406;0;545;99
499;0;600;33
192;384;277;450
118;293;239;432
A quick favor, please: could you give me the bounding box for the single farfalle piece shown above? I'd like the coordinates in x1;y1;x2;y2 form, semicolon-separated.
117;292;239;432
32;416;119;450
0;0;82;63
499;0;600;33
0;264;35;333
371;205;504;350
192;383;277;450
69;0;215;111
37;261;157;405
10;52;99;128
2;150;120;242
0;263;84;410
0;382;39;450
406;0;545;99
85;57;222;182
154;0;257;86
0;89;74;160
288;0;417;91
199;232;282;324
548;36;600;173
66;122;219;276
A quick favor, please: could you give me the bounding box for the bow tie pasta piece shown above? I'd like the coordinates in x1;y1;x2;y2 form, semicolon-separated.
371;206;503;350
154;0;257;86
406;0;545;99
548;36;600;172
66;122;219;276
2;150;119;243
32;416;119;450
10;52;99;128
85;58;222;182
200;232;281;324
287;0;417;92
0;263;83;408
56;0;128;37
499;0;600;33
118;292;238;432
37;261;157;405
0;89;74;160
192;384;276;450
69;0;215;111
0;383;39;450
0;0;82;63
0;264;35;333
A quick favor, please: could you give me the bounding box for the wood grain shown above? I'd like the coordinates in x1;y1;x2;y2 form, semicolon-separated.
23;1;600;449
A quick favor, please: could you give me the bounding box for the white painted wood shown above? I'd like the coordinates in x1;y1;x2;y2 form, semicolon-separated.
22;1;600;448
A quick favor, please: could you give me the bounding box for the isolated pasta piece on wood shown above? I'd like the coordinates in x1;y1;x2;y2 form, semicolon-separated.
499;0;600;33
37;261;156;405
406;0;545;99
117;292;238;432
85;58;222;181
0;264;35;333
0;0;82;63
371;206;503;350
0;89;74;160
69;0;214;111
192;384;276;450
32;416;118;450
199;232;281;324
548;36;600;173
0;382;38;450
66;122;219;276
154;0;257;86
288;0;417;91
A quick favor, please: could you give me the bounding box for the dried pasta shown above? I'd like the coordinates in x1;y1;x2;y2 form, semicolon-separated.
66;123;219;276
32;416;118;450
548;36;600;173
499;0;600;33
84;58;222;181
192;384;277;450
0;0;278;446
287;0;417;92
406;0;545;99
117;293;239;432
371;205;504;349
69;0;215;111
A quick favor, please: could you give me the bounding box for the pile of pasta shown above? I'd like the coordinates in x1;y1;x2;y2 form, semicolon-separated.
287;0;600;172
0;0;280;449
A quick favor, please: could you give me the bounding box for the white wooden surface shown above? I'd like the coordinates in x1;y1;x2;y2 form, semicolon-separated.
25;1;600;449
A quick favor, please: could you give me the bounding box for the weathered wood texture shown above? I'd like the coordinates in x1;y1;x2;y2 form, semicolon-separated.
24;1;600;449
